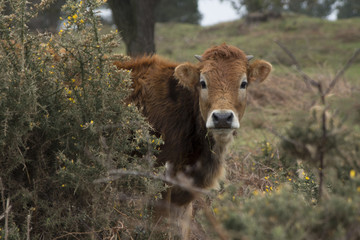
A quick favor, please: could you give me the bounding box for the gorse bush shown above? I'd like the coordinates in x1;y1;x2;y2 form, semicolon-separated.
0;0;162;238
208;135;360;240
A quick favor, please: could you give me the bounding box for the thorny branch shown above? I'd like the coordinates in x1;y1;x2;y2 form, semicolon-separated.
274;40;319;91
324;48;360;96
274;42;360;200
94;169;210;196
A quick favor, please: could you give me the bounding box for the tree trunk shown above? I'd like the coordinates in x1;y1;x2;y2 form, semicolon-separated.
108;0;159;57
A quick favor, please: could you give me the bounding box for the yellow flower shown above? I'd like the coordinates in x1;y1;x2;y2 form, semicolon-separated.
80;19;84;24
68;16;71;20
288;178;292;181
305;176;310;180
213;208;219;215
61;184;66;187
350;170;356;178
90;120;94;124
72;14;78;20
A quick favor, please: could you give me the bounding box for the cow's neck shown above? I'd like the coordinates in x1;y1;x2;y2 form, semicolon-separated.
191;112;235;189
205;130;234;188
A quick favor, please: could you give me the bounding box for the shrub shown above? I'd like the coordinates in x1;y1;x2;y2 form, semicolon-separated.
0;0;162;238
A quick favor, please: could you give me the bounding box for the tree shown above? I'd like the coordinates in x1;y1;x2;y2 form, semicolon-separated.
3;0;65;33
287;0;336;18
226;0;336;18
337;0;360;19
226;0;284;15
108;0;159;57
155;0;202;24
27;0;65;33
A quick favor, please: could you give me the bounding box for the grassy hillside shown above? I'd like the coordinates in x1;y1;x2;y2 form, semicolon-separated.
155;14;360;81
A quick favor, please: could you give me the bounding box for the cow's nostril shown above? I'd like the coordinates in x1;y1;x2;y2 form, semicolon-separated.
226;114;233;122
212;112;234;128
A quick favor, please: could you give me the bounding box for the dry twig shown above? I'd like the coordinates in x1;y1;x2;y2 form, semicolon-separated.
274;41;360;200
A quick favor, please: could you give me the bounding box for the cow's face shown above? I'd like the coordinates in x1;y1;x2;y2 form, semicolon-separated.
174;45;271;140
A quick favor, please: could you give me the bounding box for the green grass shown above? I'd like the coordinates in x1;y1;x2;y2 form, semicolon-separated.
154;14;360;82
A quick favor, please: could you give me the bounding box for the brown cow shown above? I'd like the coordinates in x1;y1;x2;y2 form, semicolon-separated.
115;43;271;209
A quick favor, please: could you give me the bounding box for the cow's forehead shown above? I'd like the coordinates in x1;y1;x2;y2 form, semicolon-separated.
200;59;248;80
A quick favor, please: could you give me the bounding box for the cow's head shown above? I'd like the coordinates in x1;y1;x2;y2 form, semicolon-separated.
174;44;271;140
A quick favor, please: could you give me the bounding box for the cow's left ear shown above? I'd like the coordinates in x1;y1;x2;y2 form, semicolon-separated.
174;63;199;90
248;60;272;83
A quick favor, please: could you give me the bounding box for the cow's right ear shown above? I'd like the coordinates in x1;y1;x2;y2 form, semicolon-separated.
174;63;199;90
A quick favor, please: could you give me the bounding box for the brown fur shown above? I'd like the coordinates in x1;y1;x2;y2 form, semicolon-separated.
114;44;272;207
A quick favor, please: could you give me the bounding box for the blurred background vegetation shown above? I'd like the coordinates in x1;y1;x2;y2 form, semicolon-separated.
0;0;359;239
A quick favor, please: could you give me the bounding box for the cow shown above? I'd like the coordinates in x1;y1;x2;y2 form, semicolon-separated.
114;43;271;220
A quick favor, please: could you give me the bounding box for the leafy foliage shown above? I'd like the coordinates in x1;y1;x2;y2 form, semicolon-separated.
155;0;202;24
0;0;162;238
226;0;336;18
337;0;360;19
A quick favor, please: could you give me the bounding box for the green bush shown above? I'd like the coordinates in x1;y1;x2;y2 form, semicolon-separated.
206;92;360;239
0;0;162;238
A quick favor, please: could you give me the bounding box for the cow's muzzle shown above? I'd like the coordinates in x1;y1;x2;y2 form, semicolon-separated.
206;110;240;129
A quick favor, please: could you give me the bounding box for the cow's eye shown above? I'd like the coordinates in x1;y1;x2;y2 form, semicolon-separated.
200;80;207;89
240;81;247;89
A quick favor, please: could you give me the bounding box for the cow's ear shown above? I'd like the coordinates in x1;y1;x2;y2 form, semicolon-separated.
174;63;199;90
248;60;272;84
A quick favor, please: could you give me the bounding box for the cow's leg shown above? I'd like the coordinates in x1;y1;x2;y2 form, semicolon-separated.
180;202;193;240
168;201;193;240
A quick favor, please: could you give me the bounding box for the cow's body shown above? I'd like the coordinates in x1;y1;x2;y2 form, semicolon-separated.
114;44;272;207
115;56;218;205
